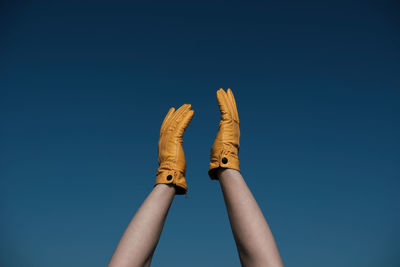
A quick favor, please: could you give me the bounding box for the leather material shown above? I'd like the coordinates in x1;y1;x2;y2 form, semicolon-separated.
155;104;194;194
209;88;241;180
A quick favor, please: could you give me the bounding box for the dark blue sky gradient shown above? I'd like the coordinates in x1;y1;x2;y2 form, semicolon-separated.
1;1;399;266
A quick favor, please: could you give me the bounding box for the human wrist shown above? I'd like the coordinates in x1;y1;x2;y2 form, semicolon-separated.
216;167;240;180
154;183;177;195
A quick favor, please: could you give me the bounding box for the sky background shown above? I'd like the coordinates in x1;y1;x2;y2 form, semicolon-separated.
1;1;399;266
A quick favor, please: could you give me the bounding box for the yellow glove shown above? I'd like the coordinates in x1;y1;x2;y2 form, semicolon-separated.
155;104;194;194
209;88;240;180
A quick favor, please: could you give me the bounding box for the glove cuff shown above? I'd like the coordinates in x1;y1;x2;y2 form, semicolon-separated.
155;168;187;195
208;150;240;180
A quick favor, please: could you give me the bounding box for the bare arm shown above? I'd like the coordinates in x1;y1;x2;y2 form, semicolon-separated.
108;184;176;267
218;168;283;267
218;169;283;267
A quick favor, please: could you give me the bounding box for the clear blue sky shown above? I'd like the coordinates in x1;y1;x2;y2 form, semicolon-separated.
1;1;399;266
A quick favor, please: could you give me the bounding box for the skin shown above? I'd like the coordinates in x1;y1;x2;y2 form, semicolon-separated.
108;184;176;267
109;169;283;267
217;168;284;267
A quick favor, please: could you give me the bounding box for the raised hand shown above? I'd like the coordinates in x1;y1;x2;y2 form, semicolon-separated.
209;88;240;180
155;104;194;194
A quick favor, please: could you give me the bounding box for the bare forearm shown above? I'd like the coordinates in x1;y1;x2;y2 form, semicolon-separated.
218;169;283;267
109;184;176;267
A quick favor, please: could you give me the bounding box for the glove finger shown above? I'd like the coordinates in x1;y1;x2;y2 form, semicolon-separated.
216;88;231;119
176;109;194;137
160;107;175;135
227;88;239;122
220;88;235;120
169;104;191;129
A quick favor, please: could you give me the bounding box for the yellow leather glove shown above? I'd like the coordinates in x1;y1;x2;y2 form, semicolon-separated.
155;104;194;194
209;88;240;180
